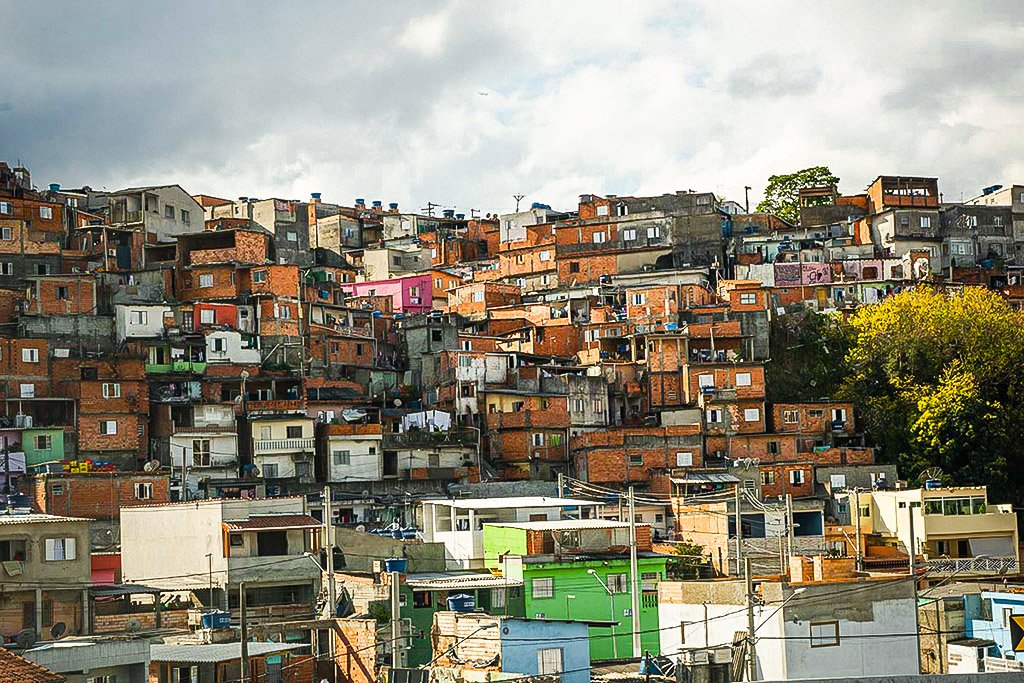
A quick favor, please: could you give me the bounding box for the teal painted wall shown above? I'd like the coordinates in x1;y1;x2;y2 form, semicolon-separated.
22;429;65;466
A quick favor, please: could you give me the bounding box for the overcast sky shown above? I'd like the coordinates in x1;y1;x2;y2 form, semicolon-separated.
3;1;1023;214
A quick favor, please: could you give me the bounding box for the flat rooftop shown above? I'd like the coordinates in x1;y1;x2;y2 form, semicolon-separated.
422;496;599;510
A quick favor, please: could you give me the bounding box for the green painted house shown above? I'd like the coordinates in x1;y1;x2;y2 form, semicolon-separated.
21;428;67;466
482;519;669;661
399;572;526;666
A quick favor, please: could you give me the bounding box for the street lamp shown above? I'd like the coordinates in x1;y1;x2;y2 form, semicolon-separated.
587;569;618;659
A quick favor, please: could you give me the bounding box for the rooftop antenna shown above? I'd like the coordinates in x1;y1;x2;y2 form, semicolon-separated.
513;194;525;211
421;202;440;217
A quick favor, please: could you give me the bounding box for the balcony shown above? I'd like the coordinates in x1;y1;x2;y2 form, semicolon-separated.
924;556;1018;575
253;438;315;454
227;555;321;583
172;424;237;435
146;361;208;375
383;429;478;449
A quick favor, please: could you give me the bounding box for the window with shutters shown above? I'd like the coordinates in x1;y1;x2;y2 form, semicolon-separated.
134;482;153;499
607;573;628;593
790;469;806;485
44;537;77;561
99;420;118;435
102;383;121;398
22;348;39;363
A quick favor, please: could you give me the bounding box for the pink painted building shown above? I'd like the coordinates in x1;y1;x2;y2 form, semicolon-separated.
341;274;434;314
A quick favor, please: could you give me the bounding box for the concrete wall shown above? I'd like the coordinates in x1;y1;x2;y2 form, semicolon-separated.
121;501;226;590
501;618;590;683
115;304;169;341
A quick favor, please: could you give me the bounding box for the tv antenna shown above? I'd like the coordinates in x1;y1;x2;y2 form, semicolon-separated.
421;202;441;217
513;194;525;211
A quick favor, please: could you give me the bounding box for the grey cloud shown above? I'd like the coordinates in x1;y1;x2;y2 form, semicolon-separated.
726;56;822;98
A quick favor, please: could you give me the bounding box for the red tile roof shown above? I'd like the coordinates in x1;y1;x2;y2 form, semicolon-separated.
223;514;321;531
0;648;66;683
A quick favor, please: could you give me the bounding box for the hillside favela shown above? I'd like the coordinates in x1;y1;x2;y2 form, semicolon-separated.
2;161;1024;683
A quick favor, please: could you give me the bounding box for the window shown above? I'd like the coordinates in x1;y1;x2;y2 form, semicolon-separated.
102;383;121;398
89;675;118;683
569;261;580;273
192;439;211;467
531;433;545;447
253;270;267;283
262;463;280;478
130;309;148;325
0;201;11;214
698;374;715;388
20;384;34;398
740;293;757;305
647;226;660;239
641;571;660;591
767;441;780;455
22;348;39;363
617;203;629;217
165;205;175;219
631;293;645;306
55;285;69;300
198;273;214;288
706;409;723;423
0;227;10;240
35;434;52;451
36;205;52;220
200;309;215;325
355;343;364;356
808;409;823;418
761;470;776;485
531;577;553;599
180;209;191;224
607;573;628;593
623;228;637;241
171;666;199;683
809;621;839;647
99;420;118;435
0;262;11;275
743;408;760;422
783;410;799;424
412;591;432;609
285;230;297;242
491;587;506;608
736;372;752;387
44;537;77;561
212;337;226;353
596;205;609;217
676;451;693;467
260;426;272;440
333;450;351;466
629;454;643;467
539;250;552;261
134;482;153;500
0;539;27;561
831;408;847;422
286;425;303;439
592;232;606;244
920;216;931;229
994;216;1004;227
549;433;563;446
790;469;805;485
276;304;292;319
538;648;564;675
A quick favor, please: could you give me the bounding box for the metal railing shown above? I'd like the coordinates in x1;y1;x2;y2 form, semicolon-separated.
253;438;315;453
924;556;1018;574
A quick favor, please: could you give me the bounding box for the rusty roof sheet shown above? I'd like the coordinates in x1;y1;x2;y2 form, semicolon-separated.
223;514;321;531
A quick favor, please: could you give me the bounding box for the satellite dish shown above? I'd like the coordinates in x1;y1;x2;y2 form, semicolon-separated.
143;460;161;472
50;622;67;639
918;467;943;482
356;524;366;533
126;618;142;633
15;628;37;648
393;399;402;407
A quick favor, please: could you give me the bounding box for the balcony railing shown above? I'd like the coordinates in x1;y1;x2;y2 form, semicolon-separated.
253;438;315;453
146;361;208;375
383;429;478;449
924;556;1018;575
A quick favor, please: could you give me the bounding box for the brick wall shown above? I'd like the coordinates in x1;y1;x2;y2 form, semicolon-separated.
334;618;378;683
26;473;170;519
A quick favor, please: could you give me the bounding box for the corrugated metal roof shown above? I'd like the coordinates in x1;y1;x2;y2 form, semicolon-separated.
223;514;321;531
150;642;306;663
670;473;740;484
422;496;599;510
406;572;524;590
484;519;630;531
0;513;91;525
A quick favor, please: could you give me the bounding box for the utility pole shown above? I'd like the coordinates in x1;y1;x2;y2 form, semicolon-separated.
390;570;402;669
239;582;249;683
557;472;564;498
513;194;525;212
627;486;642;658
734;485;743;576
745;558;757;681
744;186;752;214
324;486;338;683
785;493;794;561
908;502;917;577
853;489;863;572
206;553;213;610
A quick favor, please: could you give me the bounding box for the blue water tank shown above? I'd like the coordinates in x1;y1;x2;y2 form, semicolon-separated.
389;203;399;210
356;198;366;205
201;610;232;629
372;200;383;208
384;557;408;573
48;183;61;193
924;479;943;490
447;594;476;612
530;202;552;210
311;192;322;200
455;213;465;220
443;209;455;218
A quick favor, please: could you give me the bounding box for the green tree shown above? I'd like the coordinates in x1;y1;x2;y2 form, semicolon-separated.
756;166;839;224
